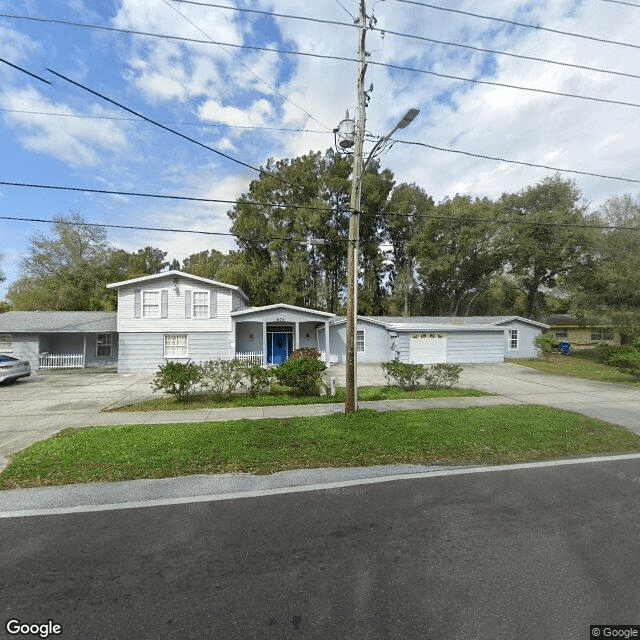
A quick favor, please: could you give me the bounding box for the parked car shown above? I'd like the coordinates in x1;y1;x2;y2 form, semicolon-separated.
0;355;31;384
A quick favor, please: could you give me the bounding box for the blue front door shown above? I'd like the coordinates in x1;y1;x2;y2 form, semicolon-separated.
269;332;289;364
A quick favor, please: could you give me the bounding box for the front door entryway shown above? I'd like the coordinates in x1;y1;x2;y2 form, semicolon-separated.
267;327;293;364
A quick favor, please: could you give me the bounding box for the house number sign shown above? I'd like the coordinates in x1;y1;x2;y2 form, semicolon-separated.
275;317;285;322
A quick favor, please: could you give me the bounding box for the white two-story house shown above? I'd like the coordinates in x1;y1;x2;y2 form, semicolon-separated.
107;271;335;373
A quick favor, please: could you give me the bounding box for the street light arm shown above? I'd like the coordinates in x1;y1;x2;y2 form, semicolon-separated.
361;108;419;174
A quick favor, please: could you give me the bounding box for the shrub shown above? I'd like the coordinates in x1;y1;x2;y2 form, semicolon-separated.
382;361;463;390
381;361;425;391
199;358;248;401
289;348;322;360
245;364;274;397
608;350;640;381
152;361;202;402
534;333;557;359
428;363;463;388
273;357;326;396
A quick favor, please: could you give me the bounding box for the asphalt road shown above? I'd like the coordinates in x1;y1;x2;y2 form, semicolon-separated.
2;456;640;640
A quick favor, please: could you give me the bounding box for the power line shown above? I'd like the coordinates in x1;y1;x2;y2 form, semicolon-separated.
161;0;330;131
333;0;356;20
0;57;51;84
5;13;639;110
46;68;309;194
360;210;640;232
0;180;335;212
394;140;640;185
3;210;637;237
370;26;640;82
0;108;327;133
393;0;640;51
598;0;640;7
170;3;640;81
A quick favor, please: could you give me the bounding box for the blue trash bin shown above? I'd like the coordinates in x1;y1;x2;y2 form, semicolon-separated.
558;341;572;355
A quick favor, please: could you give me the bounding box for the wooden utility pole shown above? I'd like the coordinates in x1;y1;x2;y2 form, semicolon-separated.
345;0;367;414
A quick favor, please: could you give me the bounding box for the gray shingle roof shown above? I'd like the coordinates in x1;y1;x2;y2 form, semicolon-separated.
0;311;117;333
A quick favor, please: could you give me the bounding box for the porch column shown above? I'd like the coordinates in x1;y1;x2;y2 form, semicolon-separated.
295;321;300;351
83;334;87;369
324;321;330;364
262;321;267;367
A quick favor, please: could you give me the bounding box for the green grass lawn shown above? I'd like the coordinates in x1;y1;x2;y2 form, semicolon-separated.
106;385;489;412
509;350;640;386
2;406;639;489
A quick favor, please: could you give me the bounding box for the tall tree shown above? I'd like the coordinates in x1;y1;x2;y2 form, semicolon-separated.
383;183;434;316
499;175;595;319
7;213;116;310
564;193;640;337
108;246;170;281
409;195;505;316
180;249;227;280
228;150;356;311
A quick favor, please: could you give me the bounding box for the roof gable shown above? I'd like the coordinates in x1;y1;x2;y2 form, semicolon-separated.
106;270;248;301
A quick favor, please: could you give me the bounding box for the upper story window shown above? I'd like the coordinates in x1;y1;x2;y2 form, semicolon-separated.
193;290;209;318
0;334;12;352
143;290;160;317
133;288;168;318
185;289;216;318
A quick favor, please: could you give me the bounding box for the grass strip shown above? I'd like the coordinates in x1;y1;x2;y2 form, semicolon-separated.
105;385;488;412
2;406;639;489
510;351;640;386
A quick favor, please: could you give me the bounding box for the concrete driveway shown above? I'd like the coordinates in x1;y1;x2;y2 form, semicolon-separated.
2;363;640;472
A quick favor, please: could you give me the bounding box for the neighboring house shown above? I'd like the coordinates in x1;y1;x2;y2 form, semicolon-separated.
1;271;549;373
545;314;621;350
0;311;118;370
320;315;547;365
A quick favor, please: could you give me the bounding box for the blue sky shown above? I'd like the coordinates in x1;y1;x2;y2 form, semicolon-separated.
1;0;639;299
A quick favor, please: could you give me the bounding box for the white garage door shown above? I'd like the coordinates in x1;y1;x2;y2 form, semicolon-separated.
409;332;447;364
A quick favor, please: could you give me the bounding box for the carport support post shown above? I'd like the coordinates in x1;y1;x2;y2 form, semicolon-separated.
262;322;267;367
83;334;86;369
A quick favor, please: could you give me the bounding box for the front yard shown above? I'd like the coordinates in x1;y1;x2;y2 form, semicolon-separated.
2;405;639;489
509;350;640;385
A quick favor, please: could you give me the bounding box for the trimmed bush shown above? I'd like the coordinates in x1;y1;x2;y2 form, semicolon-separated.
381;361;425;391
429;363;463;388
289;348;322;360
245;364;274;397
152;361;202;402
273;357;326;396
382;361;462;390
199;358;248;401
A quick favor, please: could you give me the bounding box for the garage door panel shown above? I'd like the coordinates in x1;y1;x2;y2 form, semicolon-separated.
410;333;447;364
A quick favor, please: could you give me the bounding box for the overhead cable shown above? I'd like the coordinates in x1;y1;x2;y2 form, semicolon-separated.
160;0;330;131
4;14;639;110
0;57;51;84
46;68;309;194
394;140;640;184
393;0;640;50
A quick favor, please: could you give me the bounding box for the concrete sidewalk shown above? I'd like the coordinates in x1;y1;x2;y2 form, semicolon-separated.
2;363;640;475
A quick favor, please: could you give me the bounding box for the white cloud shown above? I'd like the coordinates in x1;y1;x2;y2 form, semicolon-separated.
0;87;130;167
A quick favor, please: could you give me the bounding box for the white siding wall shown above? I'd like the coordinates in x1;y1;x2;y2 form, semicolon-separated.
116;276;233;332
117;332;233;373
446;331;504;363
327;321;394;363
497;321;543;358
